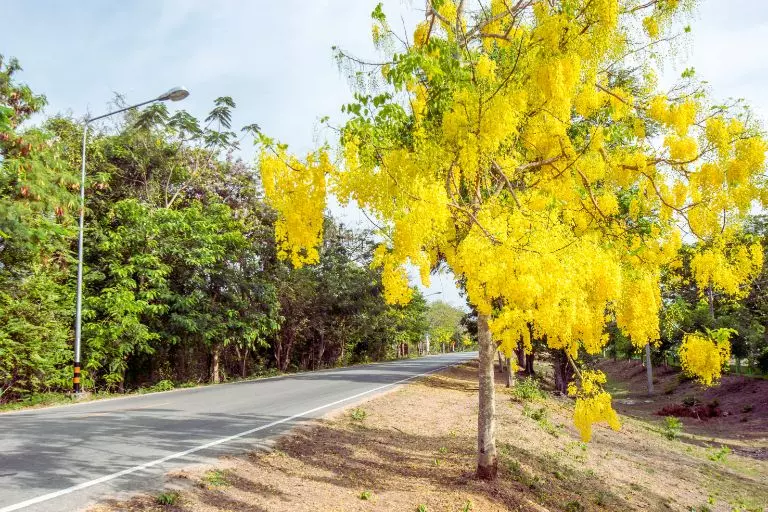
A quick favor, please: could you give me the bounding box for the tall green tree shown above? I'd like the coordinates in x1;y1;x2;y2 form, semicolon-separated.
0;55;77;401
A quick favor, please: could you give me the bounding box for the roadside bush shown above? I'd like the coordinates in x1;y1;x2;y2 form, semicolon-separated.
662;416;683;440
350;408;367;421
707;445;731;462
511;377;545;402
146;379;175;393
156;491;179;506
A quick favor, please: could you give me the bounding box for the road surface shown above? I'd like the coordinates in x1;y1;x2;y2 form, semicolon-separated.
0;352;475;512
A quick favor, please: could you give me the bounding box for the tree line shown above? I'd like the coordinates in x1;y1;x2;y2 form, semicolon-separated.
0;55;463;403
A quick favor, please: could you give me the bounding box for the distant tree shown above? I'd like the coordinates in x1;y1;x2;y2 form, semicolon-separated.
427;301;466;352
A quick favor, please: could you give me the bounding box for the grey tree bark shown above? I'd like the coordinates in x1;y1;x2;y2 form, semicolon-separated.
644;343;654;395
476;313;498;479
505;357;514;388
210;343;221;384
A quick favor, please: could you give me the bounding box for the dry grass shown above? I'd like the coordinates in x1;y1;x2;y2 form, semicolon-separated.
91;362;767;512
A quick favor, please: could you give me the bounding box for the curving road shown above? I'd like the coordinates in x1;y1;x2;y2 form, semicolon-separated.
0;352;475;512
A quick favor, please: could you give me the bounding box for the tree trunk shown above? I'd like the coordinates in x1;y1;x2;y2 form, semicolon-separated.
514;338;526;369
210;343;221;384
708;284;715;321
241;347;249;378
553;350;575;394
497;350;504;373
505;357;514;388
525;348;535;376
476;314;498;480
316;332;325;370
644;343;654;395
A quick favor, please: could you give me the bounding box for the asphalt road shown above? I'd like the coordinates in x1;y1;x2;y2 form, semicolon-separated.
0;352;475;512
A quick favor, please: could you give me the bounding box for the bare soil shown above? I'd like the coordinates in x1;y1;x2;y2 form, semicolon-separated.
92;361;767;512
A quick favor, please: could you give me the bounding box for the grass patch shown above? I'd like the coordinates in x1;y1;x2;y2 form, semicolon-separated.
202;469;229;488
155;491;180;506
350;407;367;422
564;500;585;512
523;404;559;436
707;445;731;463
0;392;73;412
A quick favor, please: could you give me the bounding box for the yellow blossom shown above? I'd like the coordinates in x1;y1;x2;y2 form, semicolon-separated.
679;331;732;386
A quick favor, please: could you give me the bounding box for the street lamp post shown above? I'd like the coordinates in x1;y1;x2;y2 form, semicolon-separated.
73;87;189;394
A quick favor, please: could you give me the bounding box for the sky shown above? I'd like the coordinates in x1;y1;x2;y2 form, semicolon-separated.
2;0;768;309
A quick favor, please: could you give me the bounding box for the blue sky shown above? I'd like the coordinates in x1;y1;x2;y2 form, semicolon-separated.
2;0;767;308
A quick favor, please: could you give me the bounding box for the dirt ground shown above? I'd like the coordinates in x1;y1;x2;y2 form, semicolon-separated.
92;361;767;512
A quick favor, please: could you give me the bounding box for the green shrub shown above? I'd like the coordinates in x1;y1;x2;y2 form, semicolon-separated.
350;408;367;421
662;416;683;440
147;379;175;393
511;377;545;402
359;490;372;500
707;445;731;462
156;491;179;506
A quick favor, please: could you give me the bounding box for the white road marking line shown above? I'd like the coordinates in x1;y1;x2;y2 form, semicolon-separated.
0;358;468;512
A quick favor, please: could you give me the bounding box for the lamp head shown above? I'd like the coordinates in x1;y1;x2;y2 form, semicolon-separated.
158;87;190;102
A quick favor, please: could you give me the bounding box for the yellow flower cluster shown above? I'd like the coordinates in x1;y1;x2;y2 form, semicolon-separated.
649;97;697;136
568;370;621;442
690;242;763;297
642;16;659;39
475;54;497;82
259;148;329;268
665;135;698;161
616;271;661;348
413;21;430;48
679;331;732;386
372;245;414;305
